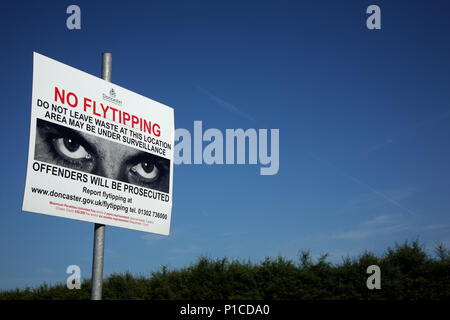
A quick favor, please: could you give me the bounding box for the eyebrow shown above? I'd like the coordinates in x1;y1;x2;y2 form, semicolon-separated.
123;152;169;171
37;118;97;156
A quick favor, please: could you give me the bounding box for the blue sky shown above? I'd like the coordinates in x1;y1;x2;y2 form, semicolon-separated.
1;0;449;290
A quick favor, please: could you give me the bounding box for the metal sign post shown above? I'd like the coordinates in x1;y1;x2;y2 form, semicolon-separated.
91;223;105;300
91;52;112;300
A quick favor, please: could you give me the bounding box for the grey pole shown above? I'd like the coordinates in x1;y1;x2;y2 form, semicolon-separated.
101;52;112;82
91;52;112;300
91;223;105;300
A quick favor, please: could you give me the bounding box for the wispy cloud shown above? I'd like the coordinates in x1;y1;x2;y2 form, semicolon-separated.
365;139;394;154
299;215;447;243
307;151;418;217
332;214;412;240
169;245;202;256
343;187;416;214
286;213;449;264
422;224;450;231
221;231;248;237
37;267;55;275
141;226;184;244
361;215;392;226
141;233;167;242
105;249;120;259
365;109;450;155
333;223;409;240
195;85;256;122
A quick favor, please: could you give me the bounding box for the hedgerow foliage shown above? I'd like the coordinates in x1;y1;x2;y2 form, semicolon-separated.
1;240;448;300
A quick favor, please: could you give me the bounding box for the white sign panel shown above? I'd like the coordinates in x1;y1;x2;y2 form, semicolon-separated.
22;52;174;235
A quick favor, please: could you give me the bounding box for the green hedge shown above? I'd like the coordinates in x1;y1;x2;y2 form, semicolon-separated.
1;240;449;300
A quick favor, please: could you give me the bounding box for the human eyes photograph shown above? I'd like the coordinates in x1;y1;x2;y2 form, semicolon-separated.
0;0;448;317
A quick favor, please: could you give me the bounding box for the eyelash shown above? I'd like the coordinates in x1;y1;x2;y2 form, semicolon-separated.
46;135;94;171
129;159;166;187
